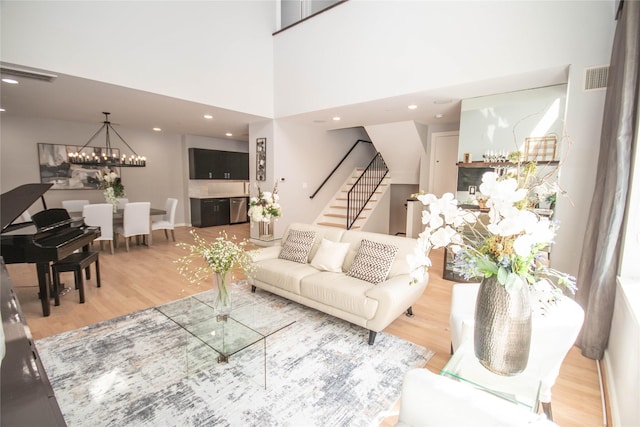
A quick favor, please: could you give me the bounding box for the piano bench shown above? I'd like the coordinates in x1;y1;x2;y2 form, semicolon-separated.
51;251;101;305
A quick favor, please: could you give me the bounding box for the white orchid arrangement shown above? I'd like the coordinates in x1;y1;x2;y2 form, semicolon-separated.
409;165;576;297
248;182;281;223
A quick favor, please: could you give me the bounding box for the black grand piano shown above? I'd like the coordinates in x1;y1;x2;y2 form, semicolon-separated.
1;183;101;316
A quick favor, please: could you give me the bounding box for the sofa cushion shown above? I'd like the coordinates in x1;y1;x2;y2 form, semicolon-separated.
254;258;320;294
347;239;398;284
278;229;316;263
300;272;379;319
310;238;350;272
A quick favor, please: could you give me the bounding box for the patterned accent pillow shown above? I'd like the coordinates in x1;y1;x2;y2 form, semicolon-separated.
347;239;398;284
278;229;317;264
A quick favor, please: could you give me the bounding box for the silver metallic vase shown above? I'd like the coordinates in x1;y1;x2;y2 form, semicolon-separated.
474;275;532;376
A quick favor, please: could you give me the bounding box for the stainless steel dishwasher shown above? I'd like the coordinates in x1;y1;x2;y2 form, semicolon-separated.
229;197;248;224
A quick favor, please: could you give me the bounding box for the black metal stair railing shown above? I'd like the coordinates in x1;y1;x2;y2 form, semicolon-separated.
346;153;389;229
310;139;372;200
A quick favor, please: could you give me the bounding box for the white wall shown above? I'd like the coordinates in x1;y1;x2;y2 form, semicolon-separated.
273;0;616;277
0;1;276;117
274;1;612;117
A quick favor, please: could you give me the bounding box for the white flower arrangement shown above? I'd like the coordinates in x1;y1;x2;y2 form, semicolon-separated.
409;164;576;297
98;168;125;197
175;230;255;285
248;183;281;223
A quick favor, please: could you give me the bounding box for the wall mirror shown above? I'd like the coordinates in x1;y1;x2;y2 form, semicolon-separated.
456;84;568;207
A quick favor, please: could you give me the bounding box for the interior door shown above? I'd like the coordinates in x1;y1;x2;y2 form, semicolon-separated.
430;131;459;197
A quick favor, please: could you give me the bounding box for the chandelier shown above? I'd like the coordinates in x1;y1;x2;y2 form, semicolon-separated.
68;112;147;167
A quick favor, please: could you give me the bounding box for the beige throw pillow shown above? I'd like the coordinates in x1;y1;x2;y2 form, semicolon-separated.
310;238;350;272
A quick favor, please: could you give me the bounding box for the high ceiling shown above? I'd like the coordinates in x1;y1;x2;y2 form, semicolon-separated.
0;63;569;142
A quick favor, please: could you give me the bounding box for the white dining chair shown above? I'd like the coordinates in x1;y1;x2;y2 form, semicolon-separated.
116;198;129;209
82;203;114;254
114;202;150;252
62;199;90;213
449;282;585;418
151;198;178;242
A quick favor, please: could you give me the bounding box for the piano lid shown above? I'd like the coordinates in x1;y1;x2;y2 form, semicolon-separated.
1;184;53;232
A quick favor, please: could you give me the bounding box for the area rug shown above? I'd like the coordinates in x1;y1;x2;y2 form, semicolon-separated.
36;283;433;427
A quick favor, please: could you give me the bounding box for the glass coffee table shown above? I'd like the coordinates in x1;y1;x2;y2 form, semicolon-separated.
156;286;295;388
441;342;541;412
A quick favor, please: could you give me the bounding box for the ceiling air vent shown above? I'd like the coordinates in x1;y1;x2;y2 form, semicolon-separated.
584;65;609;91
0;65;57;82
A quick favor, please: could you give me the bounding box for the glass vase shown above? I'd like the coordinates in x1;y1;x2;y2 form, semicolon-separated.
213;271;232;320
474;275;532;376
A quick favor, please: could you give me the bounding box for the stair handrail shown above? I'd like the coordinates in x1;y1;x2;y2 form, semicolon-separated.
346;152;389;229
309;139;372;199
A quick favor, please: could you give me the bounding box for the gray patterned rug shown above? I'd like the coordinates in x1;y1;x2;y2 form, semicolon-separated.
36;283;433;427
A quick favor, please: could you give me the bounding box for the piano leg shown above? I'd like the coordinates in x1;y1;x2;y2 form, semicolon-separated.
36;262;51;317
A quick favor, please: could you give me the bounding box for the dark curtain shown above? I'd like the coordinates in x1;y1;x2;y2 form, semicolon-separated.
576;0;640;360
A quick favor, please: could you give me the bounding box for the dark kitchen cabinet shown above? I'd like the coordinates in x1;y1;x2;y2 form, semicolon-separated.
189;148;249;180
190;198;230;227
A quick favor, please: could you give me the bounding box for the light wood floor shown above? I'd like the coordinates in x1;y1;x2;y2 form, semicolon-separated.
6;223;606;426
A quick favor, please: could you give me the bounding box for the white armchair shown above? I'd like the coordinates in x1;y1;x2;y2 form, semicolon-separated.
449;282;584;413
396;368;558;427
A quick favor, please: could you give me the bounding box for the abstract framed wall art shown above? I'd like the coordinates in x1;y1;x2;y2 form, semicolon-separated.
38;143;120;190
256;138;266;181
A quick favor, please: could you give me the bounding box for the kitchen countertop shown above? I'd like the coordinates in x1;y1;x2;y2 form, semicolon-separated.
189;195;249;199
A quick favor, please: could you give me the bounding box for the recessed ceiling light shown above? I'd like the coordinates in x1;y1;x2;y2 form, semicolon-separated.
225;132;233;137
2;78;18;84
408;104;418;110
435;114;444;119
203;114;213;119
153;127;162;132
0;108;5;112
332;116;341;121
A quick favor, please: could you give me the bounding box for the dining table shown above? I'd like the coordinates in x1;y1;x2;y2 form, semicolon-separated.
70;206;166;246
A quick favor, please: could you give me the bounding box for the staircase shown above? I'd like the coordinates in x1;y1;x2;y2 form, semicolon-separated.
315;167;390;230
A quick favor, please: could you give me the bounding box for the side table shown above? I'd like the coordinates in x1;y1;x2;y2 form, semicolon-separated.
441;342;542;413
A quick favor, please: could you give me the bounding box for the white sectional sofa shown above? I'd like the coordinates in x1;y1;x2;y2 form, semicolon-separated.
247;223;428;344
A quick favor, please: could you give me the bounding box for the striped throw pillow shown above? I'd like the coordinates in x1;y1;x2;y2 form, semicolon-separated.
347;239;398;284
278;229;317;264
